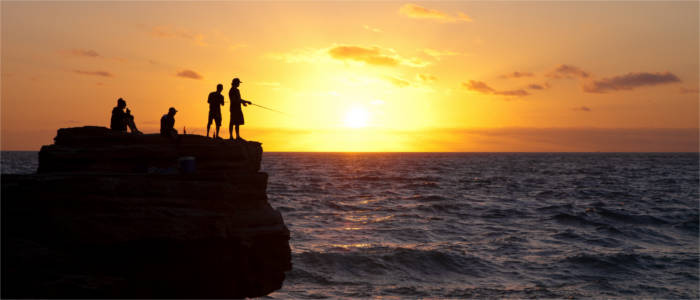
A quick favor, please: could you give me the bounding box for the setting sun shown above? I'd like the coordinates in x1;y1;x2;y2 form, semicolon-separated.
344;107;369;128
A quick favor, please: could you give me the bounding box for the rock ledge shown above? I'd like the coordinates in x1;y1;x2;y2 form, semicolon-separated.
2;126;291;298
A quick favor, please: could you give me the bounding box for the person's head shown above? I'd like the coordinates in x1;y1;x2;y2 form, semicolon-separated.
216;84;223;92
168;107;177;116
117;98;126;109
232;78;242;87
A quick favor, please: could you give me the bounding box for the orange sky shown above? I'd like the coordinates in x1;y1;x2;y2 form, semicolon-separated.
1;1;698;151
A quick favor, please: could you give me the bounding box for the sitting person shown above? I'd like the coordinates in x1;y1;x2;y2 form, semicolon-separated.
160;107;178;138
110;98;141;134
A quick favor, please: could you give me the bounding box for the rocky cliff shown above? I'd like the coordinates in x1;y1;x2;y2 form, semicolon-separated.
1;126;291;298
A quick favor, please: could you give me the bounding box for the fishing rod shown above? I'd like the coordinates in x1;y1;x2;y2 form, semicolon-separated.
249;103;289;115
224;99;290;116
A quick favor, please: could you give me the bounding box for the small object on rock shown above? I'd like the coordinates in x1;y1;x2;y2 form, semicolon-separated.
178;156;196;173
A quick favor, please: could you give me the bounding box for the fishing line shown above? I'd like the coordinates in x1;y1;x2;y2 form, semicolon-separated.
224;100;292;116
250;103;289;115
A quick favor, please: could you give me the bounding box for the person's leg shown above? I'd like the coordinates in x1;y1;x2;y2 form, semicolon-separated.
235;124;240;139
214;116;222;138
228;120;234;140
206;118;212;137
127;116;141;134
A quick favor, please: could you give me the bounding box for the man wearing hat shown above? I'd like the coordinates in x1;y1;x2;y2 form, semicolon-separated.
228;78;252;140
160;107;178;138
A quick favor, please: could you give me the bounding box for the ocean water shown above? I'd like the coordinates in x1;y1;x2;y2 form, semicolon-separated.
3;152;699;298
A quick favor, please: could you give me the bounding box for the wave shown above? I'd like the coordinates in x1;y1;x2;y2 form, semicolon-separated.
561;252;668;273
292;247;495;282
595;208;669;225
552;213;604;227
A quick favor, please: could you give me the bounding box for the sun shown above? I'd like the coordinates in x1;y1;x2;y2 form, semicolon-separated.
344;107;369;128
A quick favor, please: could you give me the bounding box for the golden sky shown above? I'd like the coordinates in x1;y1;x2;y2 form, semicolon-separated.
2;1;698;151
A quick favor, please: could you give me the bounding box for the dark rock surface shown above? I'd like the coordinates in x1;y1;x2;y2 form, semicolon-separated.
2;126;291;298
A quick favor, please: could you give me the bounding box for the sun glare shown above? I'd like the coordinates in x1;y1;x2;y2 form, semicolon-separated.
344;108;369;128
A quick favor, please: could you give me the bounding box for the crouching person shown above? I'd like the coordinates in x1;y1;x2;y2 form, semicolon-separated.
111;98;142;134
160;107;178;138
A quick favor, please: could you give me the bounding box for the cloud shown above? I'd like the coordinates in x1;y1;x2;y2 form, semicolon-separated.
462;80;495;94
546;64;591;79
527;83;550;90
399;4;472;23
148;26;207;46
500;71;534;79
363;25;382;33
329;46;399;66
65;49;99;58
269;45;429;68
417;73;437;82
462;80;530;97
176;69;203;80
422;48;459;60
583;71;681;93
573;106;592;112
384;75;411;87
679;87;699;94
495;89;529;97
73;70;113;77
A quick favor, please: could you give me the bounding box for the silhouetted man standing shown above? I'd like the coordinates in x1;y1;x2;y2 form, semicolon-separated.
207;84;225;139
160;107;178;138
110;98;141;134
228;78;251;140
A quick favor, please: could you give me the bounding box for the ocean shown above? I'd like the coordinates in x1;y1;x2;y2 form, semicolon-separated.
2;152;699;298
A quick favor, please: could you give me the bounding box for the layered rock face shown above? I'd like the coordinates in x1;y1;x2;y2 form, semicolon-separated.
2;126;291;298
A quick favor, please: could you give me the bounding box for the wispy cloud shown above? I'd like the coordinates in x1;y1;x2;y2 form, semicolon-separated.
462;80;529;97
176;69;203;80
417;73;437;82
679;87;698;94
496;89;530;97
269;45;429;68
422;48;459;60
583;72;681;93
463;80;494;94
500;71;534;79
527;83;550;90
399;4;472;23
329;45;400;66
546;64;591;79
363;25;382;33
384;75;411;87
148;26;207;46
64;49;100;58
573;106;592;112
73;70;113;77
